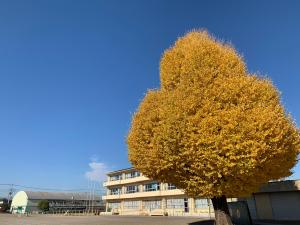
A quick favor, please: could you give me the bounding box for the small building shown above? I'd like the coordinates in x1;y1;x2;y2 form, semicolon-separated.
244;180;300;221
10;191;104;214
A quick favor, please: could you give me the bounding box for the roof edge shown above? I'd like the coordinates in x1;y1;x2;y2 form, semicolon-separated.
107;167;136;175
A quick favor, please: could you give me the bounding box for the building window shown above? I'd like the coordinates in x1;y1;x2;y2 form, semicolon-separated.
124;201;139;209
166;198;184;209
125;185;139;194
110;174;122;181
144;182;160;192
110;187;121;195
108;202;121;210
167;183;176;190
125;171;140;179
195;198;211;209
143;200;161;210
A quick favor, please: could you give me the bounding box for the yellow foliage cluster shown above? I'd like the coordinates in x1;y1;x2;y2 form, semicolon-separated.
127;31;300;197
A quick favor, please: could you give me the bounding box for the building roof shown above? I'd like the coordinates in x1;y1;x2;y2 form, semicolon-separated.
24;191;101;201
107;167;136;175
256;180;300;193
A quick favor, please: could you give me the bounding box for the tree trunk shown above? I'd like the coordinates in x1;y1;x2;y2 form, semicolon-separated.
211;195;233;225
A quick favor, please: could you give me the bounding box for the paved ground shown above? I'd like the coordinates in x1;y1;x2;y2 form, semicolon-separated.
2;214;299;225
254;220;300;225
0;214;213;225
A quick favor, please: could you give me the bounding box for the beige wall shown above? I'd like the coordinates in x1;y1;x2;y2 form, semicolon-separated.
104;170;214;217
105;196;214;217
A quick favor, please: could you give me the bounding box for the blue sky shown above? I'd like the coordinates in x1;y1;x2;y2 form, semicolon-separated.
0;0;300;192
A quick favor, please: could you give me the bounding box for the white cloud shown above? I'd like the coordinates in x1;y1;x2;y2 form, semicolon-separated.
85;161;108;182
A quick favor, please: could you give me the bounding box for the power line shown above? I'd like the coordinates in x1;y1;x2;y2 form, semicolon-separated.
0;183;103;192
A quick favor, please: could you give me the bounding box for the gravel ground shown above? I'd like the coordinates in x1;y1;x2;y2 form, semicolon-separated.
0;214;213;225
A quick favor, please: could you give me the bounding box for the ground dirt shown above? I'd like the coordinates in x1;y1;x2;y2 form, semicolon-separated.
0;214;213;225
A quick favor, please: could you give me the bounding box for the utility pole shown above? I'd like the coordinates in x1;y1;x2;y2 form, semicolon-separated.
6;184;14;212
8;184;14;203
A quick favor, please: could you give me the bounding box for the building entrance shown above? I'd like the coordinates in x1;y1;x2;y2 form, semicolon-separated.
184;198;189;213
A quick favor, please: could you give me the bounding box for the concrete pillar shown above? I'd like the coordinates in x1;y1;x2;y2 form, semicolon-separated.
139;184;143;192
141;199;144;210
208;198;213;218
162;198;166;212
120;200;124;215
105;202;108;212
161;183;166;191
189;198;195;215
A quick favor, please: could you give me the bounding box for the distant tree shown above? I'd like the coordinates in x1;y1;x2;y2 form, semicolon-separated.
127;30;300;225
37;200;49;212
0;198;9;212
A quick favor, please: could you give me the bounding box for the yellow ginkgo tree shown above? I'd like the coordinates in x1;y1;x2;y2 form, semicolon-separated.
127;30;300;225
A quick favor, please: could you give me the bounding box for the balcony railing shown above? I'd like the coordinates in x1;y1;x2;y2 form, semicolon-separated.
104;175;150;187
103;188;185;200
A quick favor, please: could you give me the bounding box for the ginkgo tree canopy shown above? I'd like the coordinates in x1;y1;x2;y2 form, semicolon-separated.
127;31;300;197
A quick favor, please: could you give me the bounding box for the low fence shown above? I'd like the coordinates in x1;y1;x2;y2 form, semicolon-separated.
11;205;104;216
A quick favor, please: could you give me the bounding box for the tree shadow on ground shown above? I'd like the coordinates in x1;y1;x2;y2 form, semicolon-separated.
188;219;215;225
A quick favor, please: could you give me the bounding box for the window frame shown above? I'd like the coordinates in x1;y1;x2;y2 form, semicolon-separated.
144;182;160;192
125;185;139;194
